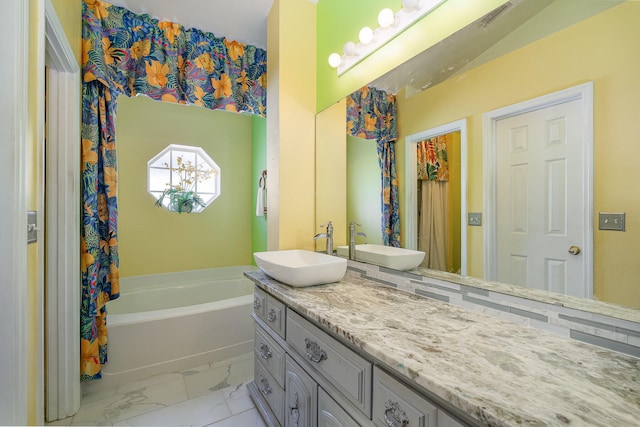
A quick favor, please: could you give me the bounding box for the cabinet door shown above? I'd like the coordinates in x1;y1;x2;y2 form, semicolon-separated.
317;388;358;427
285;355;317;427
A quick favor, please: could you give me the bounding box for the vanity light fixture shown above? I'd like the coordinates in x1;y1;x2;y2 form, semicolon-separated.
358;26;374;44
328;0;447;75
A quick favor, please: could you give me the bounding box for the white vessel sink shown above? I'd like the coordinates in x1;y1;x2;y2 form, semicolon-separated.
336;244;425;271
253;250;347;287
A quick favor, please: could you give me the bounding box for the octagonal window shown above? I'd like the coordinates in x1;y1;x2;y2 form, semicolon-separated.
148;144;220;213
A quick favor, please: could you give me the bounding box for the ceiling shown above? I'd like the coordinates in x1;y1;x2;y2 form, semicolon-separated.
107;0;275;49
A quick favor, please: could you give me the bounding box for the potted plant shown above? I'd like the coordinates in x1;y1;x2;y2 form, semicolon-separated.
155;156;213;213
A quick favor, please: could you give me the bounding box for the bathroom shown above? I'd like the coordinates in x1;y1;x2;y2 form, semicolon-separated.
2;0;640;425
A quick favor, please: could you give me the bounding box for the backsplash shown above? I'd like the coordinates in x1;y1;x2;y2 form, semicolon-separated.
346;261;640;358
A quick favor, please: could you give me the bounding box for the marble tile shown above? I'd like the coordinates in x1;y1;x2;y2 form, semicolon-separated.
205;408;267;427
183;354;253;399
72;376;188;425
224;383;254;415
114;390;230;427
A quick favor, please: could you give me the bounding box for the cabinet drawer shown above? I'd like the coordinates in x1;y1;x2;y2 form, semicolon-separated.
373;366;438;427
286;310;371;417
254;286;286;339
266;296;286;339
318;387;359;427
255;323;285;387
253;287;267;319
255;358;284;426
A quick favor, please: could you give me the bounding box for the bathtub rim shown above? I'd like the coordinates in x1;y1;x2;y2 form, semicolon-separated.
109;293;253;327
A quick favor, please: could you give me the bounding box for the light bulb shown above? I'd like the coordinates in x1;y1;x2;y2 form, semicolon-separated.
359;26;374;45
328;53;342;68
378;8;395;28
343;41;357;56
402;0;420;10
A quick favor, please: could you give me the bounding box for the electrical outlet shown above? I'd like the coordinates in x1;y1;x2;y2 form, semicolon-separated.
599;212;625;231
468;212;482;226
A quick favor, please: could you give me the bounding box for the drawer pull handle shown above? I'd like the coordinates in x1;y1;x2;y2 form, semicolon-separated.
259;341;272;360
268;308;277;322
384;400;409;427
253;296;261;309
289;392;300;426
304;338;327;363
258;374;272;396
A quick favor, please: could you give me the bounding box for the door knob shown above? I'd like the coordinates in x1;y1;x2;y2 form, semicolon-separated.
568;245;581;255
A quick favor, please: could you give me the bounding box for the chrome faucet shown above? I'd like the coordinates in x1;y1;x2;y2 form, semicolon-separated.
314;221;334;255
349;221;366;260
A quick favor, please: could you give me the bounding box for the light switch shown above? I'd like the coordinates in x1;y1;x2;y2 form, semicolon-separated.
599;212;625;231
468;212;482;226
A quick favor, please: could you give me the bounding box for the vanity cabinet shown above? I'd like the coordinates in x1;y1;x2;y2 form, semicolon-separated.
249;285;467;427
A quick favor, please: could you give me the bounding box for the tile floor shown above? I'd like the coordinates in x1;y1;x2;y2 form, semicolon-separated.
47;352;266;427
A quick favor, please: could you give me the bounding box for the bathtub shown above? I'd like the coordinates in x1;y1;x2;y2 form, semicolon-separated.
85;265;258;391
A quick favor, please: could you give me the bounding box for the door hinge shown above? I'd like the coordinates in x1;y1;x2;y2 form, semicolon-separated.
27;210;39;244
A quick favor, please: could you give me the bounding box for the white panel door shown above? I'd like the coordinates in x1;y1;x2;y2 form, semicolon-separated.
496;98;586;297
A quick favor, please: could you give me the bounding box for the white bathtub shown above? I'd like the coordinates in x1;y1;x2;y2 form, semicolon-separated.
84;265;258;391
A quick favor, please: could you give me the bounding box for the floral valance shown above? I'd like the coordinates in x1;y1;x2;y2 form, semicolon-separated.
417;136;449;182
82;0;267;116
346;86;398;144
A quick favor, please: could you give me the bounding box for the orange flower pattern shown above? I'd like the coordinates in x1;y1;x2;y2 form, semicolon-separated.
212;73;232;98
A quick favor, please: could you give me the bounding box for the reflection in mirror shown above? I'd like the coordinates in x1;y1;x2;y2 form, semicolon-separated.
319;0;640;316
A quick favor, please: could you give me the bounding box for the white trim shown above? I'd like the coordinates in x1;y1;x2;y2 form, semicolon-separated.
0;0;29;424
44;0;81;422
482;82;594;297
404;119;468;276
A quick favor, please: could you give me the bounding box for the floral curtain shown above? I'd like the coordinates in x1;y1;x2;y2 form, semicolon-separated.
417;136;449;181
81;0;267;381
346;86;400;246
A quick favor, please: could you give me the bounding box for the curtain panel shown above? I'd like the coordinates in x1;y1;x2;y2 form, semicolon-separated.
80;0;267;381
346;86;400;246
417;136;449;181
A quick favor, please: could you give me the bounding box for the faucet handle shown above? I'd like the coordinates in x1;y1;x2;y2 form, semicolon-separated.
350;220;361;227
320;221;333;228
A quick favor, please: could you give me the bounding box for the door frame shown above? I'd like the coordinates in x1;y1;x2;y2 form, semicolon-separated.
482;82;594;296
0;0;29;423
404;119;468;276
44;0;81;421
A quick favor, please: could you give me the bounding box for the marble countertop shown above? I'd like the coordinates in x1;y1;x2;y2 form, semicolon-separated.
245;269;640;427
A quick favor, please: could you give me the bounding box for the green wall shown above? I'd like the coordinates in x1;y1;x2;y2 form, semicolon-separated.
117;95;254;277
252;115;268;257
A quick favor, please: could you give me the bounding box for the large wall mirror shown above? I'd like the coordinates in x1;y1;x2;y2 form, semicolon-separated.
316;0;640;318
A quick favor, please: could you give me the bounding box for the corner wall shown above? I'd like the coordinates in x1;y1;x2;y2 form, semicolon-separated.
267;0;317;251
